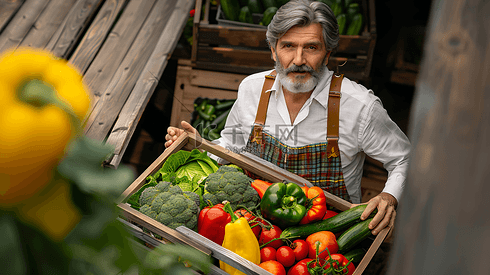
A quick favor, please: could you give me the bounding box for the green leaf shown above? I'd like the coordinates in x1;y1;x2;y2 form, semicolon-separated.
0;214;27;275
57;137;135;199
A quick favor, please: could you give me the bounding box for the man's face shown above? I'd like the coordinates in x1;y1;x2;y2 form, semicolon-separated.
271;23;331;93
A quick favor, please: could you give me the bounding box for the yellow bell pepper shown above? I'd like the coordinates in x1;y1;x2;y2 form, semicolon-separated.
219;203;261;275
0;48;91;206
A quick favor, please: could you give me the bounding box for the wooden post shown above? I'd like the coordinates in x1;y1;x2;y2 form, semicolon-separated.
387;0;490;273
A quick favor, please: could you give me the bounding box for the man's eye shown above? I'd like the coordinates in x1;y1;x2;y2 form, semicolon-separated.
307;45;317;50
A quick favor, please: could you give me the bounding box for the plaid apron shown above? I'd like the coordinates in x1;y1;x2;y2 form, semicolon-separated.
244;71;351;202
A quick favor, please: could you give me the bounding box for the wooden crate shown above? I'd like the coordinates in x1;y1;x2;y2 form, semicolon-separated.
170;59;248;127
117;132;392;275
191;0;377;81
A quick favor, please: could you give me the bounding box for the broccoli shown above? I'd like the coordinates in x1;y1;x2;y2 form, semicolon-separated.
139;182;200;231
203;165;260;211
183;191;200;208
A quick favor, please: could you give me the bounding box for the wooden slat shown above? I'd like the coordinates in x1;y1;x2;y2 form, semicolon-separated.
80;0;154;98
47;0;106;61
189;69;246;91
19;0;77;49
83;0;178;141
176;226;273;275
0;0;50;52
197;24;269;49
117;203;212;255
197;45;274;68
104;0;195;168
0;0;25;32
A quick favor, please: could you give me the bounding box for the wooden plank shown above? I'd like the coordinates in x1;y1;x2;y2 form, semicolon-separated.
176;226;273;275
19;0;77;49
83;0;178;141
118;203;212;255
196;46;274;68
104;0;195;168
47;0;106;61
0;0;50;52
189;69;247;90
80;0;154;99
0;0;25;32
197;24;269;49
387;0;490;273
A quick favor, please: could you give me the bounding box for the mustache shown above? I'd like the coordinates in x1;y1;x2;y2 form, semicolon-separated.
283;64;315;74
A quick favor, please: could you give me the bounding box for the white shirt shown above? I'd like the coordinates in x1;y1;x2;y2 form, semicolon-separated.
211;69;411;204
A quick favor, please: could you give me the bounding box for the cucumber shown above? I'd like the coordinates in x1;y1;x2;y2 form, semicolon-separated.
346;13;363;35
262;0;277;9
337;218;373;253
239;6;254;24
280;204;375;239
342;247;367;265
261;6;278;26
337;13;346;35
221;0;241;21
248;0;263;14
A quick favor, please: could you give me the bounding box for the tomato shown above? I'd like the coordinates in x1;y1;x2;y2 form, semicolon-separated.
323;209;339;220
306;231;338;259
259;224;284;249
276;246;296;268
287;258;314;275
259;260;286;275
291;239;308;261
234;208;265;238
261;247;277;262
324;254;356;275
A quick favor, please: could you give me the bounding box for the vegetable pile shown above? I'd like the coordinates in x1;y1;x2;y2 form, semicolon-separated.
130;150;379;274
191;97;235;141
219;0;365;35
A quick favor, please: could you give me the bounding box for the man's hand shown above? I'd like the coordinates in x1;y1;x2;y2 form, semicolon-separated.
164;121;198;148
357;192;397;235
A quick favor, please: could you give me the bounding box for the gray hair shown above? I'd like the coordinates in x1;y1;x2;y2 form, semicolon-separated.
266;0;339;52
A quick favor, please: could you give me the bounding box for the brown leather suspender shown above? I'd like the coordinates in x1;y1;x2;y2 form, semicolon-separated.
252;71;344;151
326;73;344;157
251;71;276;144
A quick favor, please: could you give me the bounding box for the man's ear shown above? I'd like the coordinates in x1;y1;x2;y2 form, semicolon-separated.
271;46;277;62
324;51;332;66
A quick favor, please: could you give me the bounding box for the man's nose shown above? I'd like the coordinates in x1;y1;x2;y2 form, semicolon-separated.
293;47;306;66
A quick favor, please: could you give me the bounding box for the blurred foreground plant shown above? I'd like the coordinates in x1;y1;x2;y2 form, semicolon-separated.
0;48;211;274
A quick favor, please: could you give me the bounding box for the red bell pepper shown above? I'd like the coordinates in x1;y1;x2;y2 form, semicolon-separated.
299;186;327;225
197;202;231;245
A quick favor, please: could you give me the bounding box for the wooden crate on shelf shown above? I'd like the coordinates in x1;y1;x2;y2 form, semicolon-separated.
191;0;377;81
169;59;248;127
117;133;392;275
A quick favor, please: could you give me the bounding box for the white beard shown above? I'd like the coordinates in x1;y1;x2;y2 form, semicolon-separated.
275;55;327;94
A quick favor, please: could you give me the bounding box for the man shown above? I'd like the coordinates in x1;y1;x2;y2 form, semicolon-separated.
165;0;410;235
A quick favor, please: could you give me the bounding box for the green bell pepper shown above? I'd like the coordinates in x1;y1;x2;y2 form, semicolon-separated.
260;182;307;229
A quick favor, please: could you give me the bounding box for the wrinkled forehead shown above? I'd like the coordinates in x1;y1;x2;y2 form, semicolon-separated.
278;23;325;45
